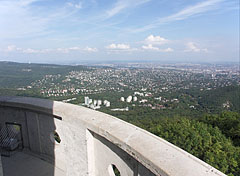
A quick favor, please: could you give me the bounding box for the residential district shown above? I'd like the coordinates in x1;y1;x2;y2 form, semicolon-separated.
18;63;239;112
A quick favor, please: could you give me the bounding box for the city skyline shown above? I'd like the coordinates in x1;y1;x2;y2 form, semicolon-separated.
0;0;239;63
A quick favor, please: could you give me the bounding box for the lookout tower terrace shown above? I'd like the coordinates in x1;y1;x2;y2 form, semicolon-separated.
0;96;226;176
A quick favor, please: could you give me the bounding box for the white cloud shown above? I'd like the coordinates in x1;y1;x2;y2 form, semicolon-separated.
0;0;83;39
19;0;38;6
142;44;160;51
106;0;151;18
6;45;17;52
184;42;208;52
57;48;69;53
142;44;173;52
0;0;50;39
159;0;223;23
56;46;98;53
2;45;98;54
162;48;174;52
83;47;98;52
4;45;24;52
22;48;39;53
69;47;81;51
75;3;82;9
142;35;172;52
105;43;139;53
106;3;126;18
67;2;82;9
106;43;130;50
41;49;53;53
130;0;225;33
145;35;168;45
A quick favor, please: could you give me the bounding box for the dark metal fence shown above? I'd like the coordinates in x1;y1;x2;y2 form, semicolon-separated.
0;123;23;157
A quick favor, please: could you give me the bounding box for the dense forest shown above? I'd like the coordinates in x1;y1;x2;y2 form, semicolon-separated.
106;111;240;176
151;112;240;176
183;86;240;113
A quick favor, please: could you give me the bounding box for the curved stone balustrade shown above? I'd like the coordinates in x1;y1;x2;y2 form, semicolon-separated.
0;96;226;176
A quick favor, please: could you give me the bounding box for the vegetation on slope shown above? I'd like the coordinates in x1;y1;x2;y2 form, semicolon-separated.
149;115;240;176
107;111;240;176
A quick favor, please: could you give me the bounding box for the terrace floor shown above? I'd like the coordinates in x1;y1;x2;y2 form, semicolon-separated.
1;151;65;176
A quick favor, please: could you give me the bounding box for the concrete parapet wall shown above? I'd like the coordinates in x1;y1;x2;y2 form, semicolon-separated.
0;96;226;176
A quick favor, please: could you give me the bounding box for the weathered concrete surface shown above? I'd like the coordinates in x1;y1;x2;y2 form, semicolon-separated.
93;131;155;176
0;96;227;176
1;151;65;176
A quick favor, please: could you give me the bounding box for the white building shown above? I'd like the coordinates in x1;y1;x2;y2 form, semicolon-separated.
97;100;102;106
111;107;129;111
103;100;110;107
103;100;108;105
84;97;89;105
133;96;137;102
126;96;132;103
105;101;110;107
145;93;152;97
93;100;97;106
120;97;125;102
134;92;144;96
62;89;68;93
139;99;148;103
89;99;92;104
154;97;162;101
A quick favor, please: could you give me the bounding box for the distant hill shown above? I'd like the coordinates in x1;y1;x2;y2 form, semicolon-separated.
0;61;90;88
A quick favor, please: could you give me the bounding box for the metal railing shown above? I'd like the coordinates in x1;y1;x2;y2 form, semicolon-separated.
0;123;23;157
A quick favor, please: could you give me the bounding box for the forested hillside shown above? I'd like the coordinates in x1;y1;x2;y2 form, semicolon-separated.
197;86;240;113
117;112;240;176
0;61;90;88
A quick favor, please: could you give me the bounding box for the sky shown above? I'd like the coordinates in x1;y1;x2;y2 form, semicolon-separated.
0;0;239;64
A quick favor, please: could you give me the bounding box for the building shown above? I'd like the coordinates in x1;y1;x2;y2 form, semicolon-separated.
120;97;125;102
88;99;92;104
0;96;226;176
133;96;137;102
154;97;162;101
111;107;129;111
104;100;110;107
139;99;148;103
103;100;108;105
105;101;110;107
126;96;132;103
134;92;144;96
97;100;102;106
84;96;89;105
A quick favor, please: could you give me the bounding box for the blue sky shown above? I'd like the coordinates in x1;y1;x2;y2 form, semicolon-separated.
0;0;239;64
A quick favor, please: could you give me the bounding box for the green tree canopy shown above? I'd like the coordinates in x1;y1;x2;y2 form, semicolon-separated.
149;117;240;176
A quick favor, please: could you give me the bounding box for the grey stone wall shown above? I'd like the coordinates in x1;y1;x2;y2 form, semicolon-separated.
0;96;227;176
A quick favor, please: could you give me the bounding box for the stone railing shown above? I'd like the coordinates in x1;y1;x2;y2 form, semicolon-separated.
0;96;226;176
